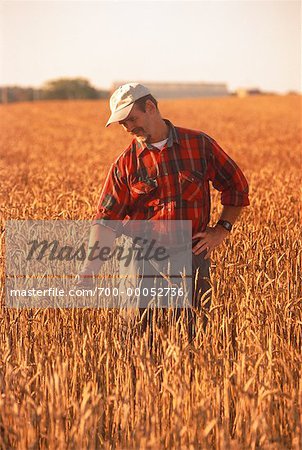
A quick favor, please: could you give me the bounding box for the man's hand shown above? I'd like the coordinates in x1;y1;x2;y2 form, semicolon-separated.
72;223;116;295
192;225;230;259
74;272;97;290
74;260;100;290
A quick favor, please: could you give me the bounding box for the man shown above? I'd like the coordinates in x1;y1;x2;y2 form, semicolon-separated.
78;82;250;340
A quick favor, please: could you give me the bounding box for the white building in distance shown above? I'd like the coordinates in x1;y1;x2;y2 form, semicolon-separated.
112;81;229;99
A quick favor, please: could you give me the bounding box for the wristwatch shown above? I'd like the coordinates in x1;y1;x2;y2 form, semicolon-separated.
217;219;233;232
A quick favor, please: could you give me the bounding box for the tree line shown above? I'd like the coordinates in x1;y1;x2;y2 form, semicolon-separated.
0;78;110;103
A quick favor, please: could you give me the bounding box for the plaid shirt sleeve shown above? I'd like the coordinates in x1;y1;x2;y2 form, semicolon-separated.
95;160;130;223
206;138;250;206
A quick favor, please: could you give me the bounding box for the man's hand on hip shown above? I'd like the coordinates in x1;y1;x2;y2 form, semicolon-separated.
192;225;230;259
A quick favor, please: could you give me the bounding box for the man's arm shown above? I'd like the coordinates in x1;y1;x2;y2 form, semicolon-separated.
193;138;250;259
76;224;116;287
211;204;244;254
192;205;246;259
217;205;244;226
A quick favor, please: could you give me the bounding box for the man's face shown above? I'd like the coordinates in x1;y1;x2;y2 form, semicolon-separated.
119;103;153;143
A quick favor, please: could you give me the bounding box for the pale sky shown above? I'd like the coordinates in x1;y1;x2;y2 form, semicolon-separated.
0;0;301;93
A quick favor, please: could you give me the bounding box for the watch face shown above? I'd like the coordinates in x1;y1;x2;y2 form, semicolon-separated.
219;220;232;231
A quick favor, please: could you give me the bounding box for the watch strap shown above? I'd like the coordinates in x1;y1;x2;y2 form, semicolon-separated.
217;219;233;232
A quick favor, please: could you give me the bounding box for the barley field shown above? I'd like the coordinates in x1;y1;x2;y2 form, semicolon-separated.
0;95;301;449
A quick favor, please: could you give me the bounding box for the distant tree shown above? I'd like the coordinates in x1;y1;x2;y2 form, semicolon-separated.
41;77;100;100
97;88;110;99
0;78;109;103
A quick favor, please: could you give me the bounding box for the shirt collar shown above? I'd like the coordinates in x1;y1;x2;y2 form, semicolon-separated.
136;119;180;157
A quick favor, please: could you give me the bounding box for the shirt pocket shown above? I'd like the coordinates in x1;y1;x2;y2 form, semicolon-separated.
179;170;204;201
130;177;158;202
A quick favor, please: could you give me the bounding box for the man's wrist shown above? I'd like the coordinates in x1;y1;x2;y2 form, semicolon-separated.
214;226;230;239
216;219;233;232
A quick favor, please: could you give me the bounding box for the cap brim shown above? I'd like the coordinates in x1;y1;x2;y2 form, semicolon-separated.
105;103;134;127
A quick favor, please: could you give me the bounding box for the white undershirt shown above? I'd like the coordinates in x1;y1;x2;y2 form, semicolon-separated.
151;138;168;150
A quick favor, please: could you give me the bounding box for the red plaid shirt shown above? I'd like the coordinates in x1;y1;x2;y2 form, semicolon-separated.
95;120;250;235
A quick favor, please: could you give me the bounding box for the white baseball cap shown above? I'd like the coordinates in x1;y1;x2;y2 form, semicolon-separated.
105;82;151;127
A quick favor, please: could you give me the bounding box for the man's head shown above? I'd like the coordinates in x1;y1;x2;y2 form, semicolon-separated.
106;82;162;144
